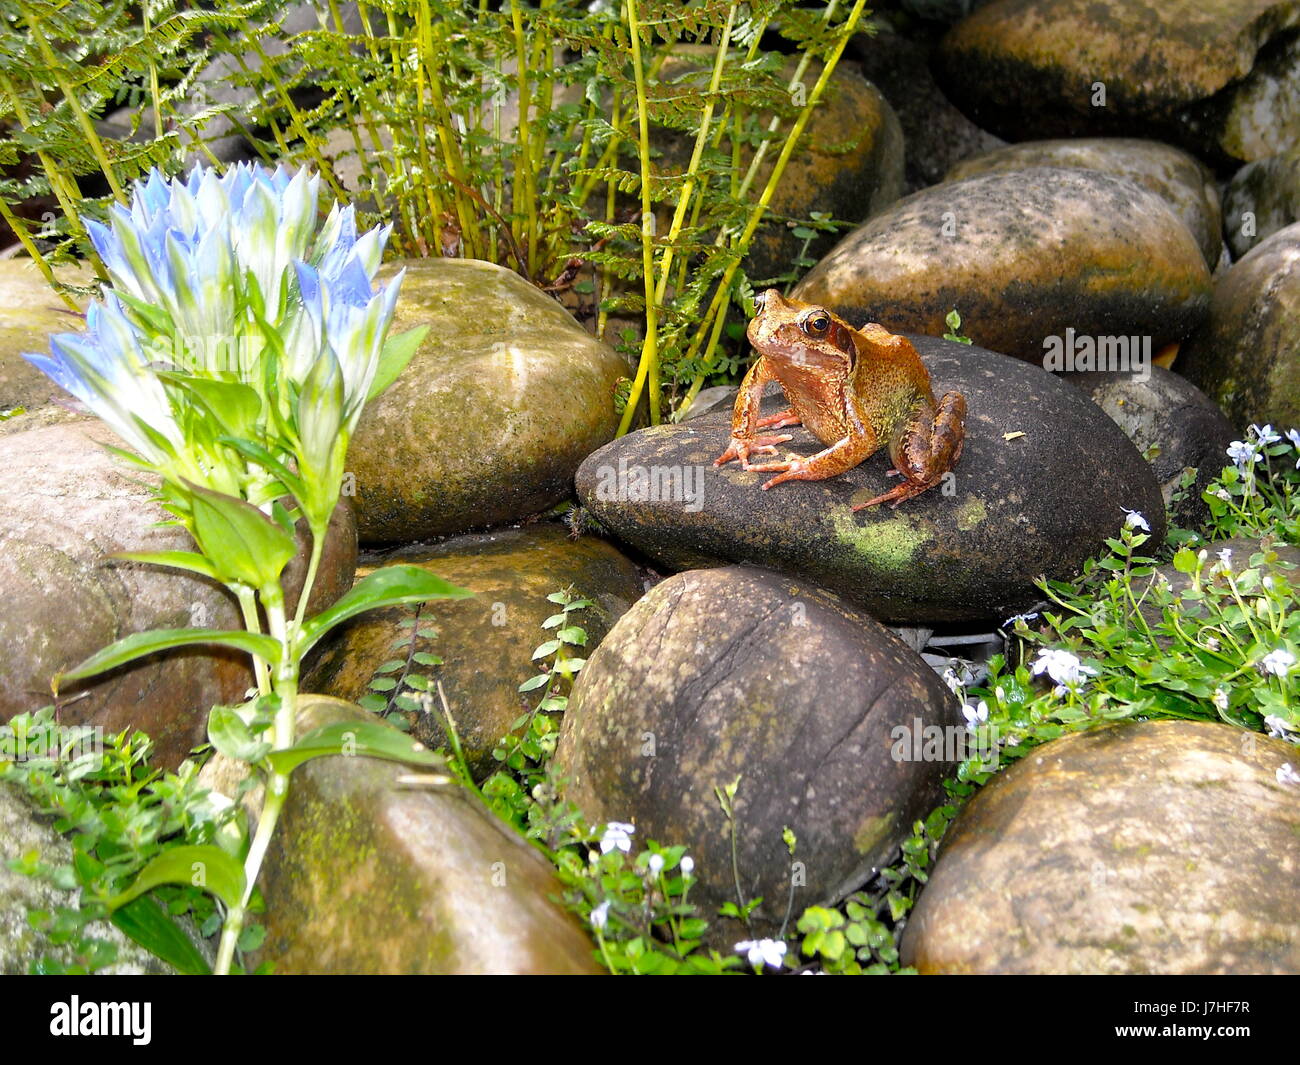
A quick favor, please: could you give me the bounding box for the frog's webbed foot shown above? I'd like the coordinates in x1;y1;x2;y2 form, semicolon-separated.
853;390;966;511
714;434;795;469
758;433;878;490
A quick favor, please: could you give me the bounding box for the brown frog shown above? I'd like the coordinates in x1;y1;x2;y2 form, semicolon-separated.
714;290;967;509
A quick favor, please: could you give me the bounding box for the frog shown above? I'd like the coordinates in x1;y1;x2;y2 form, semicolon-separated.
714;289;967;509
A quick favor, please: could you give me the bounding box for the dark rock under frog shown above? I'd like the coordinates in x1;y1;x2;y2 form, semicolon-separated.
576;336;1165;625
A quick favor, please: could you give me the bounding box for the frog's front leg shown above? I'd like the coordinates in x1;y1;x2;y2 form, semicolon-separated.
714;358;795;469
854;390;966;510
749;426;879;489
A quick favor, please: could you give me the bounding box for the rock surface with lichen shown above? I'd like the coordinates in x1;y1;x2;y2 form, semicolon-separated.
248;696;601;975
934;0;1300;164
304;525;644;779
554;565;961;946
791;168;1211;364
346;258;629;544
902;720;1300;974
575;337;1165;624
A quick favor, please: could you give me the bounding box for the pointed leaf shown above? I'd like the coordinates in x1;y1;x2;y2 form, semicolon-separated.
110;896;211;975
299;566;472;654
186;482;297;589
207;706;271;764
263;719;443;776
368;325;427;401
106;846;245;912
56;628;282;686
110;550;220;580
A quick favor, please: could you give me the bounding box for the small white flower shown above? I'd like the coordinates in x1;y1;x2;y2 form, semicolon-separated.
1227;440;1260;469
590;900;611;930
647;853;665;876
735;938;787;970
1286;428;1300;468
680;855;695;877
1277;763;1300;787
994;685;1006;703
1002;611;1039;629
1216;548;1233;571
1204;635;1220;652
1122;508;1150;532
1213;486;1232;501
1253;424;1281;446
599;821;636;854
1259;649;1297;678
1031;648;1098;693
941;668;963;694
962;699;989;731
1211;687;1229;712
1264;715;1298;740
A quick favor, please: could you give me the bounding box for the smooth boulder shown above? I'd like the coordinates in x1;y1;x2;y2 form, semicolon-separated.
1063;366;1236;530
1178;222;1300;431
250;696;601;974
576;336;1166;624
902;720;1300;974
945;138;1222;267
935;0;1300;164
792;168;1210;363
0;416;356;768
304;524;644;779
0;260;90;414
554;566;962;942
347;259;628;543
1223;149;1300;258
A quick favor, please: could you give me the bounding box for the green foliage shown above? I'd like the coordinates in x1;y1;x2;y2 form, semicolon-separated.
1;0;871;420
942;308;971;344
0;708;229;974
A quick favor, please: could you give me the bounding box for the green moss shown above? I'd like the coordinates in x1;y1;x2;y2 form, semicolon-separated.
852;812;895;856
829;507;933;571
956;497;989;532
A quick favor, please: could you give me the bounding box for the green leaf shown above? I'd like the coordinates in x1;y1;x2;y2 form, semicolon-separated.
186;482;298;589
207;706;271;764
158;374;262;440
298;566;473;655
263;719;443;776
1173;547;1199;574
109;550;221;580
57;627;282;686
110;896;211;976
106;846;246;913
368;325;428;400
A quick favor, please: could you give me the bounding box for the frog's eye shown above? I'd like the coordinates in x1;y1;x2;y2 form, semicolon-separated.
801;310;832;337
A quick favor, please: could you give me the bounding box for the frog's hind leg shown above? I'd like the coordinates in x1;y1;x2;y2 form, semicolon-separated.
853;391;966;510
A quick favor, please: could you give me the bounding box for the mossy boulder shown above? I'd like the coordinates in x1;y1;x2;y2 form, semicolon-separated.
304;524;644;779
0;260;91;414
902;720;1300;974
945;138;1223;267
1062;366;1236;530
935;0;1300;164
0;417;356;768
575;336;1165;624
347;259;629;543
554;566;961;943
250;696;600;974
792;168;1210;364
1177;222;1300;431
1223;148;1300;258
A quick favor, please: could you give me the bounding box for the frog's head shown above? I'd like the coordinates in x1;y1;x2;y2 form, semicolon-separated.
747;289;857;374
